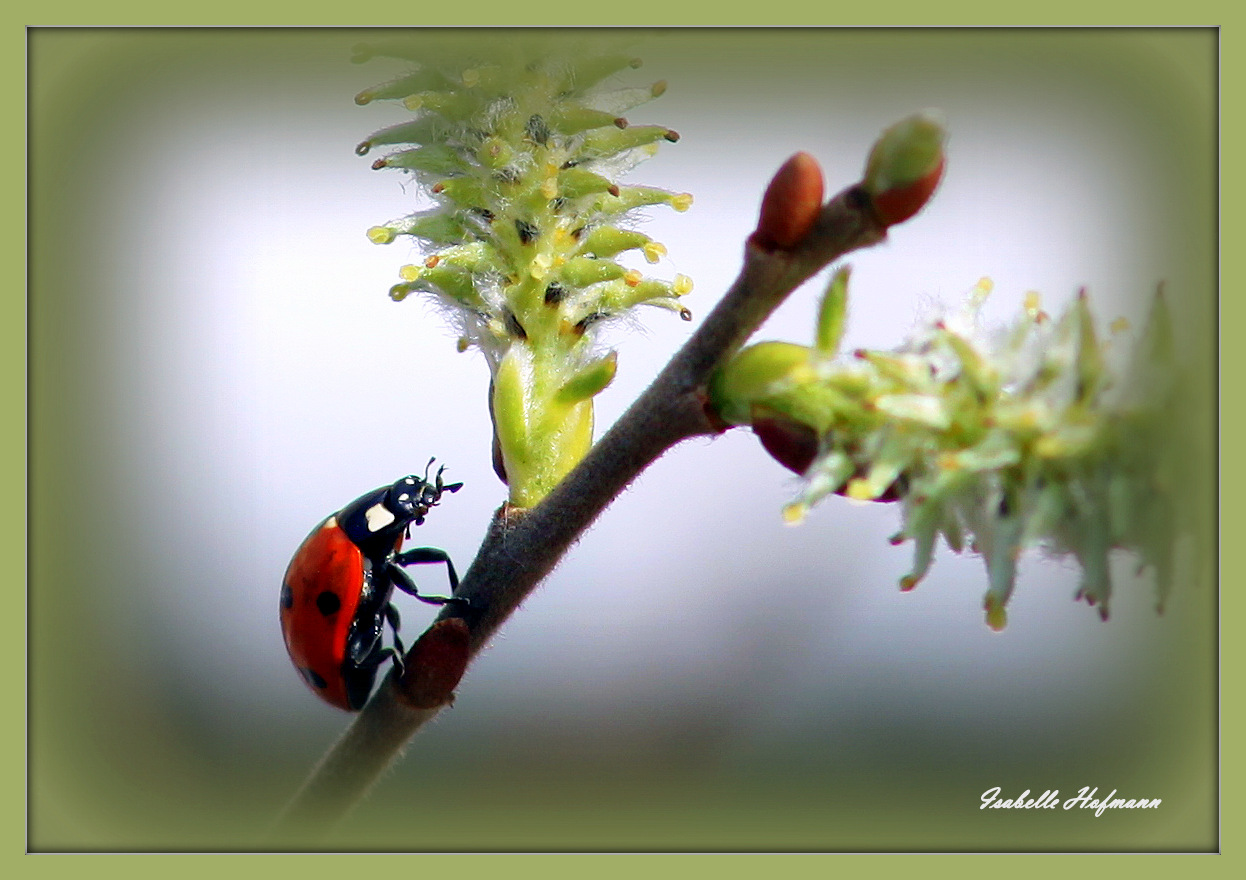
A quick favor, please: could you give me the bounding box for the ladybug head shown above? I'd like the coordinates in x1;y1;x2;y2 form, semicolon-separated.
388;459;463;527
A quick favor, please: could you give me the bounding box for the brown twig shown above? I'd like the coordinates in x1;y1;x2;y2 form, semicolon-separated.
273;170;889;838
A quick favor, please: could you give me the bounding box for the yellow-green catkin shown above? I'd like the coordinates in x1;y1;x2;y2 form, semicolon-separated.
711;272;1190;629
357;40;692;507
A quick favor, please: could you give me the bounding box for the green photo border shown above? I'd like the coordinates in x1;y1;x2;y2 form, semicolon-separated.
13;8;1232;873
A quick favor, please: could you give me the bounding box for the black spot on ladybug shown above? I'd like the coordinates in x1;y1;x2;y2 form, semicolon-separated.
302;667;328;690
280;583;293;609
316;590;342;616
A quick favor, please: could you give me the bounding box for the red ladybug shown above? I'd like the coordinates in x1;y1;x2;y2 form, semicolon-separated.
280;462;464;711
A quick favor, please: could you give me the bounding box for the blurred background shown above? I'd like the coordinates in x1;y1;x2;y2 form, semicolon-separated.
30;29;1215;850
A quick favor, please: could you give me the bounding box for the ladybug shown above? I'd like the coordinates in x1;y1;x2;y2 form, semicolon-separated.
280;462;465;711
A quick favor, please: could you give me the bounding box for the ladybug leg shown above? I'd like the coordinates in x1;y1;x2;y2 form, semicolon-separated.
386;603;406;676
394;546;460;591
388;549;469;606
359;644;404;680
345;613;385;668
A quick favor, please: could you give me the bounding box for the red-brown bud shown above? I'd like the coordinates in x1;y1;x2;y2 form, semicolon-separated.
751;152;824;251
870;156;945;227
395;618;471;709
751;405;820;475
862;112;947;228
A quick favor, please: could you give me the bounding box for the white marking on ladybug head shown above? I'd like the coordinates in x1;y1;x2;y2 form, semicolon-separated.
322;516;338;529
398;493;410;502
365;502;395;532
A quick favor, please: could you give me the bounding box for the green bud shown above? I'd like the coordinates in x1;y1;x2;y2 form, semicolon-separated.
862;111;947;227
709;341;817;427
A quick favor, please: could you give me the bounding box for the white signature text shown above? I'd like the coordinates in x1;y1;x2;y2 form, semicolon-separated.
980;786;1161;817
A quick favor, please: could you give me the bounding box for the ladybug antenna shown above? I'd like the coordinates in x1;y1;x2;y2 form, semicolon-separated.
423;457;436;483
434;463;462;496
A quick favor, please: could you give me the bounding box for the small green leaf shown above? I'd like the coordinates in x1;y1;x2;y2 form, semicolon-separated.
556;353;618;405
815;266;850;357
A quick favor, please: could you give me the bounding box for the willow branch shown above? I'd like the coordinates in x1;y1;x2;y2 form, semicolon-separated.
273;175;889;838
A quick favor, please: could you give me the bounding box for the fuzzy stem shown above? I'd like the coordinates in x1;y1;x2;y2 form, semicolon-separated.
273;181;887;839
